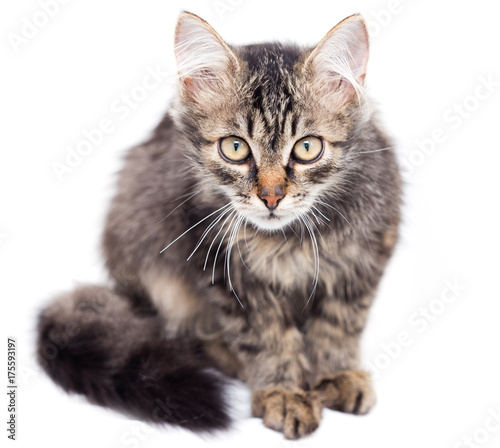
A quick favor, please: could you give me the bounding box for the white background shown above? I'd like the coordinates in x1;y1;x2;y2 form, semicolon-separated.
2;1;500;447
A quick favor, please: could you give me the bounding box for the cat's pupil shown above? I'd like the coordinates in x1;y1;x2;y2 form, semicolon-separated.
234;141;240;151
304;141;310;151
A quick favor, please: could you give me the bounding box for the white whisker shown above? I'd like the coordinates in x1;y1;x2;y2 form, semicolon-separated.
204;209;236;270
287;222;301;241
300;214;320;312
226;216;244;307
311;206;330;222
187;205;233;261
237;217;251;272
316;199;372;250
307;210;327;244
160;203;231;253
212;212;238;284
153;183;210;227
243;217;250;253
357;146;395;154
316;200;353;229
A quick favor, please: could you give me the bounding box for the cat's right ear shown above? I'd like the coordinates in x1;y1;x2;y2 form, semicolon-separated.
174;12;240;103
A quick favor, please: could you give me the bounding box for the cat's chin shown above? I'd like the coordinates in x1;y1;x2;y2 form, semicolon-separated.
247;213;295;232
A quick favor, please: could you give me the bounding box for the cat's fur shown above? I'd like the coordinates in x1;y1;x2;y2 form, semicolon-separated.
37;12;401;439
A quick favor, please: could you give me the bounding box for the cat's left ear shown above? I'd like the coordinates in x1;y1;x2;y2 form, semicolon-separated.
174;12;240;104
304;14;369;107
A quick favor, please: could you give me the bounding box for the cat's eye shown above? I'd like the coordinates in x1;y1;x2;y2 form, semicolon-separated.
292;136;324;163
218;136;251;163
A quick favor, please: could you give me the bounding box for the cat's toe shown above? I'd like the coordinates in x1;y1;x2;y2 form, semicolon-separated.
314;370;376;415
252;388;322;439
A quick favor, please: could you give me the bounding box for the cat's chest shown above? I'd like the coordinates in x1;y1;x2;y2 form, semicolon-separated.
242;235;327;293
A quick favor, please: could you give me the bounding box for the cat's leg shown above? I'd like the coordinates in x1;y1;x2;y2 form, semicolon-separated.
304;221;399;415
304;293;377;416
141;269;244;378
210;285;322;440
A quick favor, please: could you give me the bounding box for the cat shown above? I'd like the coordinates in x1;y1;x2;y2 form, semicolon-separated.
37;11;401;440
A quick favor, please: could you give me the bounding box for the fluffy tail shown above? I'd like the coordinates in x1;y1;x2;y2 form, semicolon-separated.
36;285;230;432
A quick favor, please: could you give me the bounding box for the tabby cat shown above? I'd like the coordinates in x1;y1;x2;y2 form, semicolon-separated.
37;12;401;440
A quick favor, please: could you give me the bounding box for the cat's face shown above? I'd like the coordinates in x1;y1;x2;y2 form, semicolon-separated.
172;13;369;231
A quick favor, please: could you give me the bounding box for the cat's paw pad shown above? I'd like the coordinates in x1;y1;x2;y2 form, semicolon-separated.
314;370;376;415
251;388;322;440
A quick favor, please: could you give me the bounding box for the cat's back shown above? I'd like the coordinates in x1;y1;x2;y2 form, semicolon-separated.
102;115;195;280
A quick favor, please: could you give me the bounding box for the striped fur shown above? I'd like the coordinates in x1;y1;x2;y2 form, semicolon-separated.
37;12;401;440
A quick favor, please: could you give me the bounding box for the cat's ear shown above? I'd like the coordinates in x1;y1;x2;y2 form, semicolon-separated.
304;14;369;107
174;12;240;103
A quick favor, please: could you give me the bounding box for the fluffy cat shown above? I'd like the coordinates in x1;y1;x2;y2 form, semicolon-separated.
37;12;401;440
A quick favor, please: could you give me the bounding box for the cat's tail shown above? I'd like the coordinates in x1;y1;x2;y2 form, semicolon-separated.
36;284;230;432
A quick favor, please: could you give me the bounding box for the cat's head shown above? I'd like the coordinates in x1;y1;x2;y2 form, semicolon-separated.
171;12;371;231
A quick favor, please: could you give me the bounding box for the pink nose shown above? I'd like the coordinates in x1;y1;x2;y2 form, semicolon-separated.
258;185;284;211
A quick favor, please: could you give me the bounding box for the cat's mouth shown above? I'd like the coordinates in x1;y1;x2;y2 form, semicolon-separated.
246;210;295;231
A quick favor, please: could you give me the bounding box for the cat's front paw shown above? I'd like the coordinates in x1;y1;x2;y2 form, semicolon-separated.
251;388;322;440
314;370;376;415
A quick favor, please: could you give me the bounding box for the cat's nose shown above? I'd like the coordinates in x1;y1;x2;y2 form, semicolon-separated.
258;185;284;211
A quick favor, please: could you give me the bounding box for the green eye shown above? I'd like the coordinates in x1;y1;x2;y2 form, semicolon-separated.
219;136;250;162
292;136;324;162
